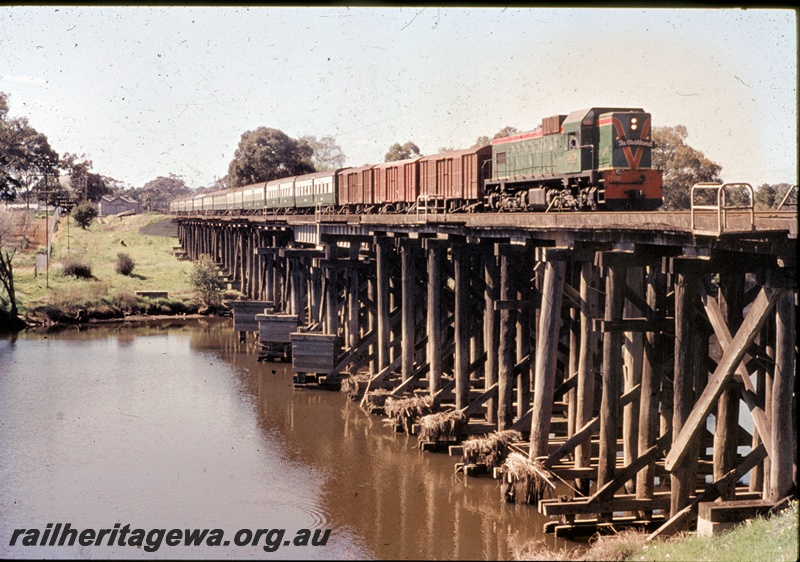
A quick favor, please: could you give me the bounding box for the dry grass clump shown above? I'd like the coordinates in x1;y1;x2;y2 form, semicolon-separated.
47;282;109;307
115;252;135;275
62;259;93;279
579;530;648;561
462;429;522;468
384;395;434;434
500;452;554;505
513;529;647;561
512;541;582;561
340;373;372;401
417;408;467;442
362;388;392;415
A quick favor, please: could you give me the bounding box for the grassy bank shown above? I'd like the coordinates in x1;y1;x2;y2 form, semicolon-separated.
516;500;798;561
11;212;210;323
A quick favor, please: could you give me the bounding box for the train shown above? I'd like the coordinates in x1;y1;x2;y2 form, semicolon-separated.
170;107;663;216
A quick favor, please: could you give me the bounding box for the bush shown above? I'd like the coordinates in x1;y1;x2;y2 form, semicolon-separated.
73;201;98;229
62;259;92;279
115;253;135;275
189;254;223;304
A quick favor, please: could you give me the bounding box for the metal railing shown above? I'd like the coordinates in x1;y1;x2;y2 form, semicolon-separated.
690;182;754;236
415;194;446;223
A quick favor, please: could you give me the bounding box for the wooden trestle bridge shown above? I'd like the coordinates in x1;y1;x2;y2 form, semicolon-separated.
176;206;796;539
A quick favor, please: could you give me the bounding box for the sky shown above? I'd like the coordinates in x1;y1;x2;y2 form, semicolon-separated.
1;6;797;189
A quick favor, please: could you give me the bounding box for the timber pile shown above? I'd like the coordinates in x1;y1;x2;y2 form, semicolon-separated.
500;452;555;505
384;395;434;434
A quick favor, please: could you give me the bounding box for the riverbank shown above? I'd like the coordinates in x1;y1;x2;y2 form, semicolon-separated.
514;500;798;561
4;212;231;330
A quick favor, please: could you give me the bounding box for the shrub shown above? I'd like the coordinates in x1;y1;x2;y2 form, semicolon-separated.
73;201;98;229
189;254;223;304
62;259;92;279
115;253;135;275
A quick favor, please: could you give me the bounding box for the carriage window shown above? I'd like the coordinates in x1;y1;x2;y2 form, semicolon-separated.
496;152;507;165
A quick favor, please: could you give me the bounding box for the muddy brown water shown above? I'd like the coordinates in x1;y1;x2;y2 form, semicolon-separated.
0;319;574;559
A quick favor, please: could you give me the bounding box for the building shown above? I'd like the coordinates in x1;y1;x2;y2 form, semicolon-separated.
98;195;140;216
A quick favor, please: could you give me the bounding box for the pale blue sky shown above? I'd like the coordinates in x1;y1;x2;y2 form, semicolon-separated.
1;6;796;189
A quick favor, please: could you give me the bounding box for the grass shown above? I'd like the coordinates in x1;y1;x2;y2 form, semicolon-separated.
12;212;196;314
514;500;798;562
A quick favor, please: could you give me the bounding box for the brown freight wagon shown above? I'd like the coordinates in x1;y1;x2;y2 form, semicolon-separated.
418;145;492;211
373;157;421;212
336;165;375;211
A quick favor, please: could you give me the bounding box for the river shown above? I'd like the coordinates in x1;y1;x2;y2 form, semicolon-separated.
0;318;571;559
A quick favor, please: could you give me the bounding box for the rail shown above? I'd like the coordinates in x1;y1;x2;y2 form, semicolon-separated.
690;182;755;236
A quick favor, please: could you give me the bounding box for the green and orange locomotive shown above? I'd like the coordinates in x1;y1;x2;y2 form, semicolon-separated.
486;107;663;211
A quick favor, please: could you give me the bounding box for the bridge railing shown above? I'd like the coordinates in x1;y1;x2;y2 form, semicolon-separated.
416;194;446;223
776;185;798;211
690;182;755;236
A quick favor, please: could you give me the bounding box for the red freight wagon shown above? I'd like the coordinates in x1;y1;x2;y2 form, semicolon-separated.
418;145;492;209
373;157;420;210
336;165;375;210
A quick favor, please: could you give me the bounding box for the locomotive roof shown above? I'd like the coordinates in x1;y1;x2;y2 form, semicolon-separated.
563;107;646;127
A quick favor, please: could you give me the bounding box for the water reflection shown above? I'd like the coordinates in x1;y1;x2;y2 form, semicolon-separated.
1;319;570;560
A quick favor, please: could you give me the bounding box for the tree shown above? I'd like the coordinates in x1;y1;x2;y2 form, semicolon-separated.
472;135;492;148
228;127;315;187
755;183;795;210
0;208;23;328
0;92;60;205
384;142;421;162
73;201;98;229
103;176;129;197
131;174;192;212
61;153;112;202
652;125;722;210
298;135;346;171
190;254;224;305
473;126;519;148
212;175;229;191
493;126;519;139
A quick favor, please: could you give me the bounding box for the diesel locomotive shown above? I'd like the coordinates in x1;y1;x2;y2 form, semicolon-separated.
170;106;662;215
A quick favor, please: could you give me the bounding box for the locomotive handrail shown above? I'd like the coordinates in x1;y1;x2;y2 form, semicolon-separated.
690;182;755;236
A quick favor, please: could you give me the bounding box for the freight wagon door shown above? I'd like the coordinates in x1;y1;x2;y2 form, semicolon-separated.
387;168;398;202
436;159;449;196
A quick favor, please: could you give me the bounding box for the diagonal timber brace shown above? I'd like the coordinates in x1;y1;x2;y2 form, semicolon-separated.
696;280;773;454
665;287;781;472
